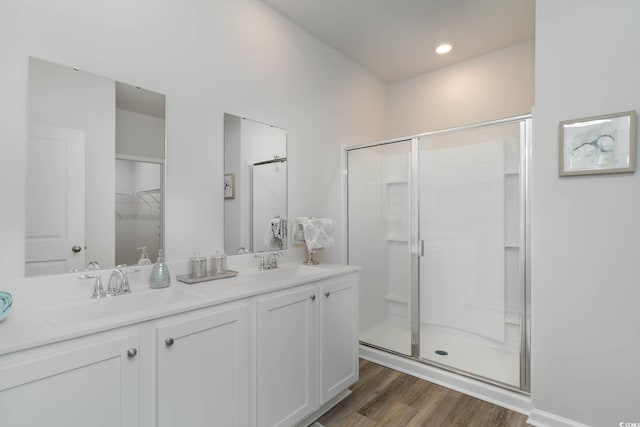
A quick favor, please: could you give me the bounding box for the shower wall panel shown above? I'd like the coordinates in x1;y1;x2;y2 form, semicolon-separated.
419;137;505;343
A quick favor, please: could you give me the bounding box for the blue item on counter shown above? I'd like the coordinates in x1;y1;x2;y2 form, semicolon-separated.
0;291;13;322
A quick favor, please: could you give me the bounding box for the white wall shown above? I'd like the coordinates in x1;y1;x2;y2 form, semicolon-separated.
531;1;640;426
388;41;534;137
28;57;115;267
0;0;387;278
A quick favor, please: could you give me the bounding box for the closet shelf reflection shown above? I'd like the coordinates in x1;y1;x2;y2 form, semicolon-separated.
115;189;161;218
383;235;408;242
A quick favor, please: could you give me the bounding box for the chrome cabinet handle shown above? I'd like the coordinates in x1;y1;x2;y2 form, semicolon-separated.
72;245;82;253
165;337;175;347
324;292;330;298
310;295;316;301
127;348;137;358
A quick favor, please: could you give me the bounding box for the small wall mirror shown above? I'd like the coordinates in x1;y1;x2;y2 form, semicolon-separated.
26;57;165;276
223;114;287;255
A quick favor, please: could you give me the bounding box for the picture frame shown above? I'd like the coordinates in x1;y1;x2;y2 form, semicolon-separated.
224;173;235;199
559;110;637;176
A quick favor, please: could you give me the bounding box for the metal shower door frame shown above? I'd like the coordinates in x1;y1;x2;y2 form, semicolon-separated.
345;114;531;393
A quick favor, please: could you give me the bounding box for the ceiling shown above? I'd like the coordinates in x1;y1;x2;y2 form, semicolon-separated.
262;0;535;83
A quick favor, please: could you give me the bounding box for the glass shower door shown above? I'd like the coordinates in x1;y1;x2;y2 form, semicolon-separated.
418;122;525;387
348;140;413;356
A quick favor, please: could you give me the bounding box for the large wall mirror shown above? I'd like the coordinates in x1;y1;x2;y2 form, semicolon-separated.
224;114;287;255
26;57;166;276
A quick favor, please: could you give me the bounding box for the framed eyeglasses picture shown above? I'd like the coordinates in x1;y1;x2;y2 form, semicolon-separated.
224;173;235;199
559;111;637;176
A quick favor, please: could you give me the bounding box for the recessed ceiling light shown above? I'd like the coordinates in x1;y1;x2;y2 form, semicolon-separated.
436;44;452;54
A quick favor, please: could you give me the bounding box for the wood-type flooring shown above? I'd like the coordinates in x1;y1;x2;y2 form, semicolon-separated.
317;359;530;427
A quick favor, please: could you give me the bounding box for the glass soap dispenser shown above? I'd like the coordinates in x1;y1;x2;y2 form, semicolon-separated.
149;249;170;289
137;246;152;265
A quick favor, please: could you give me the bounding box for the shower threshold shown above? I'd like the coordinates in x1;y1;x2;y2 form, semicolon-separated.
360;317;520;388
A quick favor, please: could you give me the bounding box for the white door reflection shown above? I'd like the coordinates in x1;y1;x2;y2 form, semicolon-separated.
26;125;85;275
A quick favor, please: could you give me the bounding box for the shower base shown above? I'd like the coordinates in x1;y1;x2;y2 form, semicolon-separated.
360;317;520;387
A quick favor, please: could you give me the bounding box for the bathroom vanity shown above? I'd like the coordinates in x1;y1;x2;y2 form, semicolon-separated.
0;262;359;427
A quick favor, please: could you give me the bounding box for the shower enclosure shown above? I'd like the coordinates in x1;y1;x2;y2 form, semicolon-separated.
347;115;530;391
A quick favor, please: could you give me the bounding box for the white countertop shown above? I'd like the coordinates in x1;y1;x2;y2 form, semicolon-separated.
0;257;359;357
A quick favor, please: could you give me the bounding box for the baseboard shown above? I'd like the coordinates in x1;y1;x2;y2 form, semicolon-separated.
360;345;531;415
527;408;591;427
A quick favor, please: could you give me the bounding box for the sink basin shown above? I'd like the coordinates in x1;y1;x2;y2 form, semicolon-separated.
248;264;332;283
40;288;200;327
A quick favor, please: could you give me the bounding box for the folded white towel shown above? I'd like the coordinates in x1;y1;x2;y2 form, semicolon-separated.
292;217;310;242
293;217;335;251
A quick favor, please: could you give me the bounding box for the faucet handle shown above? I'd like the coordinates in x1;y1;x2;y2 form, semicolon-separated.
107;270;120;296
79;273;106;299
93;275;106;298
121;273;131;294
118;269;132;294
269;251;284;268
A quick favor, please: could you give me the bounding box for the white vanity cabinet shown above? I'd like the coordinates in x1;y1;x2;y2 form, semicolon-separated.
0;266;359;427
318;274;359;405
256;273;359;427
0;330;140;427
156;301;250;427
256;284;318;427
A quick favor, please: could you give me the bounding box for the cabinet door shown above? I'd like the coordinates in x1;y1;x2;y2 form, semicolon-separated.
319;274;359;404
156;302;250;427
0;333;139;427
256;285;317;427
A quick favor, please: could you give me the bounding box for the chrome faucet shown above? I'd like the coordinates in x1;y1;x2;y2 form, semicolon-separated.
79;268;133;299
86;260;101;270
267;251;284;270
107;268;132;296
255;251;283;271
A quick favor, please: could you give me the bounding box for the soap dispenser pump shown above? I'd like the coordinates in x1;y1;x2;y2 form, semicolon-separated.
137;246;152;265
149;249;170;289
